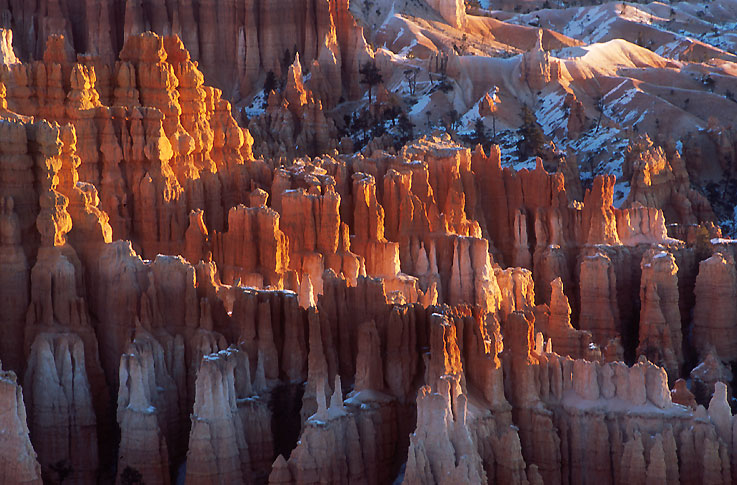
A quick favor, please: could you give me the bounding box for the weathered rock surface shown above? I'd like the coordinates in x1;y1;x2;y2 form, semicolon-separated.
537;277;594;359
403;381;486;485
0;366;42;484
0;194;29;373
637;250;682;376
624;135;714;224
0;14;734;485
24;332;98;484
579;251;621;346
116;327;181;485
693;253;737;361
185;347;273;484
1;0;371;112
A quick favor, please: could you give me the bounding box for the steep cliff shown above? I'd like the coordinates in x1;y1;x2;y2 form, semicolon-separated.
0;13;734;485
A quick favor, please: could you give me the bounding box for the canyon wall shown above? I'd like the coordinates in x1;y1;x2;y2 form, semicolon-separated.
0;26;732;485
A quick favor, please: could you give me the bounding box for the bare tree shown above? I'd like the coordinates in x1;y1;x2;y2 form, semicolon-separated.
404;68;419;96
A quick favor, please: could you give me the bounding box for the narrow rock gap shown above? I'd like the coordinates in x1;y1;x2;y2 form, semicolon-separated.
269;381;305;459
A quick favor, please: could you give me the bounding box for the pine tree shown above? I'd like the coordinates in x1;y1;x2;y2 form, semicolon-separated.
472;118;489;148
372;117;387;138
281;48;293;73
517;105;546;160
359;60;384;105
447;109;460;131
397;112;415;147
263;71;277;94
594;96;604;132
353;109;371;146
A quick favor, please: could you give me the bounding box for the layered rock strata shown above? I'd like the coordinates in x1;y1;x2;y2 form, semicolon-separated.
0;21;732;485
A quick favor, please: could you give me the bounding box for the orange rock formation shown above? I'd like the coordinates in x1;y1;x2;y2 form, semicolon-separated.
0;19;734;485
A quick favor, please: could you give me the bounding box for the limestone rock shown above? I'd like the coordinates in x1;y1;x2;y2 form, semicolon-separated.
637;250;682;376
690;352;733;404
354;320;384;392
0;366;42;484
693;253;737;361
426;0;467;29
0;29;19;65
211;203;290;288
624;136;714;224
615;204;669;245
0;27;730;485
520;30;560;92
583;175;620;245
116;328;181;485
539;278;594;360
671;379;697;409
23;332;98;484
185;348;252;484
403;380;486;485
284;376;367;484
579;251;620;346
0;196;29;373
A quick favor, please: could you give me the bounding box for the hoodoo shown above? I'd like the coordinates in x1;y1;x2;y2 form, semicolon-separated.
0;0;736;483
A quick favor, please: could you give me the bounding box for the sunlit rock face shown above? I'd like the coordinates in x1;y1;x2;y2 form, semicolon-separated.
0;0;737;482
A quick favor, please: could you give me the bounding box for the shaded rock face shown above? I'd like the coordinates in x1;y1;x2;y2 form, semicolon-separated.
536;277;594;360
185;348;254;485
403;382;487;485
116;328;180;485
247;55;341;159
0;366;42;485
24;332;98;484
0;0;370;107
0;194;29;374
521;30;560;92
637;250;682;376
0;17;737;485
579;251;620;346
693;252;737;361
